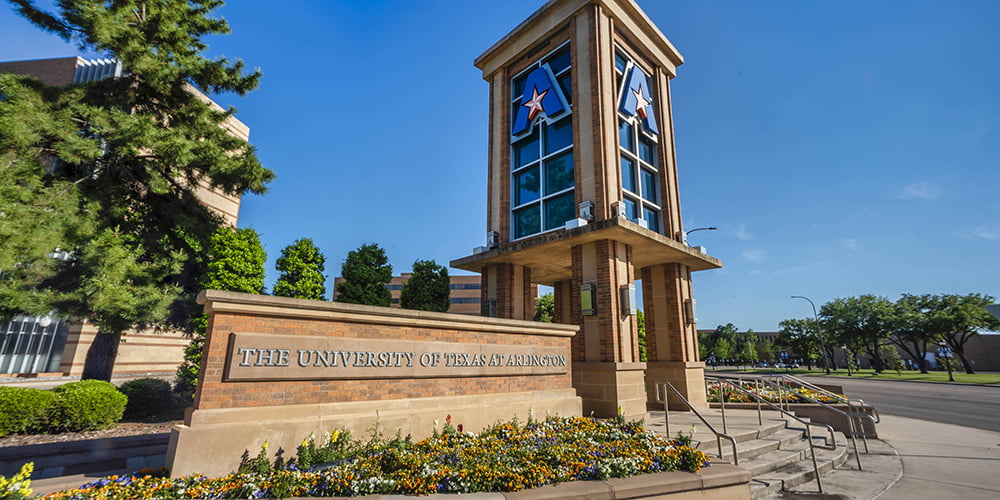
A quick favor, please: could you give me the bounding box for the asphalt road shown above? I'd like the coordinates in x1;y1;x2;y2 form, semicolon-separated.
799;375;1000;433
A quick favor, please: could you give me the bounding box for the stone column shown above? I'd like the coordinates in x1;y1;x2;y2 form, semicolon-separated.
641;263;707;410
481;263;534;321
569;239;646;420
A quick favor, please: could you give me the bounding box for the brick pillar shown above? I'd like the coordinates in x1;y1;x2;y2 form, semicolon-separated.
569;239;646;420
641;263;706;410
481;263;534;321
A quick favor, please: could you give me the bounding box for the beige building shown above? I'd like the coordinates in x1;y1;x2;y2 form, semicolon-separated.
0;57;247;377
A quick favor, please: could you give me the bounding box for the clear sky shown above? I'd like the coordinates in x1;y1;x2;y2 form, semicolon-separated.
2;1;998;332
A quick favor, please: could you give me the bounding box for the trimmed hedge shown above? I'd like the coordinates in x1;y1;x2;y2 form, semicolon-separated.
119;378;173;419
48;380;127;432
0;386;55;437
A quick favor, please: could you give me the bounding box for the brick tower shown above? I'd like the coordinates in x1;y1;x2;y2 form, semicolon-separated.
452;0;721;418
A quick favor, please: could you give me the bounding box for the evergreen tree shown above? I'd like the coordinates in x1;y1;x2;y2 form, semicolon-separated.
533;294;554;322
273;238;326;300
399;260;450;312
1;0;274;380
334;243;392;306
175;227;266;396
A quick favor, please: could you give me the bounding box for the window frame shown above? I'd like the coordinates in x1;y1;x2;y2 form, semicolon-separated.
509;41;575;241
614;46;663;233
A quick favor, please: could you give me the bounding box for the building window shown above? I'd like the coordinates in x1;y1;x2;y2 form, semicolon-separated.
450;283;482;290
510;43;573;240
451;297;482;304
615;48;662;233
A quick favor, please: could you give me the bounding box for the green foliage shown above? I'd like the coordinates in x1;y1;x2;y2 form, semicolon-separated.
0;387;55;437
118;378;174;419
176;226;266;396
273;238;327;300
777;317;828;367
399;260;450;312
48;380;126;432
533;294;554;322
1;0;274;380
821;295;895;373
201;227;267;294
293;430;357;471
636;309;646;362
880;344;904;375
334;243;392;306
932;293;1000;374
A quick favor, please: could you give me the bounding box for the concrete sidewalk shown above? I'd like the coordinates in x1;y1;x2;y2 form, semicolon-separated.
775;414;1000;499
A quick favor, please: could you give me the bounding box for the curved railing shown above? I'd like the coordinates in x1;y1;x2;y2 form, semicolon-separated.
706;375;838;494
654;380;740;465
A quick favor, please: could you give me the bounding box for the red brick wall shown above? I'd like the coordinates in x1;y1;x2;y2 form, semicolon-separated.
194;293;574;410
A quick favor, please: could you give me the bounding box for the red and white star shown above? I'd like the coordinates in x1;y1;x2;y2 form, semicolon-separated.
523;86;549;120
632;84;651;119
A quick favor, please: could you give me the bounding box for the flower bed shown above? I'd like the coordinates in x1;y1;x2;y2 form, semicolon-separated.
706;381;845;404
42;415;710;499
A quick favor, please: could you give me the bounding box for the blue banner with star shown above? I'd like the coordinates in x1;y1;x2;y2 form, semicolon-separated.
619;66;659;135
511;65;567;136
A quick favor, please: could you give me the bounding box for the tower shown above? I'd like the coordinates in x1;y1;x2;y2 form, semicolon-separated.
451;0;721;417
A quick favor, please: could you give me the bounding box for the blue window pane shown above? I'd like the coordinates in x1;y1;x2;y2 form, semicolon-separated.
639;136;655;164
615;52;628;73
622;157;636;193
641;169;657;203
545;117;572;155
643;207;660;232
514;205;541;239
544;151;574;195
514;131;539;167
619;120;634;152
546;47;571;75
544;192;575;231
513;74;527;100
558;74;572;104
624;197;638;221
514;166;540;206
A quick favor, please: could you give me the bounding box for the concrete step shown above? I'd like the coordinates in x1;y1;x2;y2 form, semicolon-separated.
0;433;169;479
749;432;851;499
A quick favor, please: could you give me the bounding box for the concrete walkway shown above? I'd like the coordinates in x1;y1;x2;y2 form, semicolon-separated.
775;414;1000;499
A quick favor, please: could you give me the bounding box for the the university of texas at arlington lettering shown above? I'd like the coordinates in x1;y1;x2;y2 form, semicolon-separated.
224;333;568;381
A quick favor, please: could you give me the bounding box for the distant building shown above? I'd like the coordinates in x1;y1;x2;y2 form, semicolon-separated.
333;274;487;316
0;56;249;377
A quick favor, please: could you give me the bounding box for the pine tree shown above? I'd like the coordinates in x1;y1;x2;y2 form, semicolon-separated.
400;260;450;312
334;243;392;306
273;238;327;300
175;226;266;396
533;294;554;322
1;0;274;380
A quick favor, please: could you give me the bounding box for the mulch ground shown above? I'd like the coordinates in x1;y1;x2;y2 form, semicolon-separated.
0;420;181;448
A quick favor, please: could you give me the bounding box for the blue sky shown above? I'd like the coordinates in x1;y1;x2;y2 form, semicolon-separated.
2;1;998;331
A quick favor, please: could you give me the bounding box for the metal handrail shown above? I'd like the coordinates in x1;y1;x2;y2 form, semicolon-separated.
655;380;740;465
751;376;874;471
780;374;881;425
706;376;837;494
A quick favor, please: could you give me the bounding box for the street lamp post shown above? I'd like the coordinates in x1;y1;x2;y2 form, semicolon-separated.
938;341;955;382
681;227;717;245
791;295;830;375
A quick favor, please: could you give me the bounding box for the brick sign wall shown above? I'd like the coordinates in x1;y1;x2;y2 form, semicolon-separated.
168;290;581;477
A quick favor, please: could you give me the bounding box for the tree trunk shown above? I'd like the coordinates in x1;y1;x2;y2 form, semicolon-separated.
81;331;122;381
953;347;975;374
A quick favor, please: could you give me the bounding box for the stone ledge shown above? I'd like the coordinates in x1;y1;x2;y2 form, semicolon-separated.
269;464;750;499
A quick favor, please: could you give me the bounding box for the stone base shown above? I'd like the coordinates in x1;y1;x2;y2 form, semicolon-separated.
571;362;647;420
166;389;581;478
646;361;707;411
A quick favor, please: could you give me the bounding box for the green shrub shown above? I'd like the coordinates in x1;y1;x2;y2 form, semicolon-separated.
49;380;126;432
0;387;55;437
118;378;173;419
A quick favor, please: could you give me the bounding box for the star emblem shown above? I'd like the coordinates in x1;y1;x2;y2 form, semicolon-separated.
632;84;651;119
523;86;549;120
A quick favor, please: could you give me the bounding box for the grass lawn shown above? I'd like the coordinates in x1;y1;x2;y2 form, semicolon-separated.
708;366;1000;385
